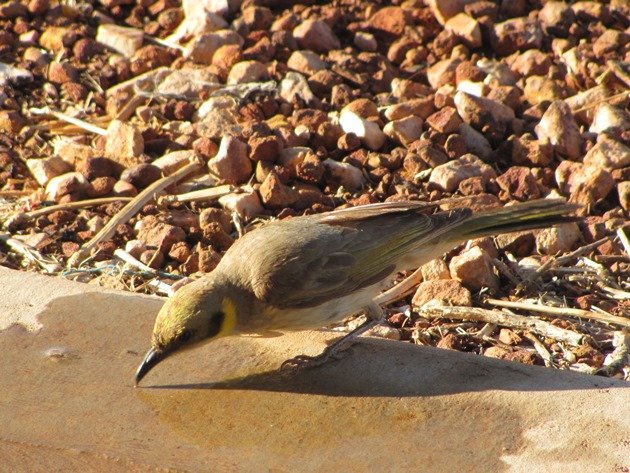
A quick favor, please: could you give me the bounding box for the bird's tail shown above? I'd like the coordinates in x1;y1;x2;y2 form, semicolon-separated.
454;199;582;241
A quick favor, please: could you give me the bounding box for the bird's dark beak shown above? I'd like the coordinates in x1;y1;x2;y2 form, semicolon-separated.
134;347;166;386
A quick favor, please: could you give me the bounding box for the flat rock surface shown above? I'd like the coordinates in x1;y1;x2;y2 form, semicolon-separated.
1;266;628;472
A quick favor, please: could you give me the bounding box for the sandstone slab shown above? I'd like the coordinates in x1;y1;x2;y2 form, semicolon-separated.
0;267;628;472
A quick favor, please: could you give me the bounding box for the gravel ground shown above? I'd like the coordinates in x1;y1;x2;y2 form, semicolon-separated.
0;0;628;378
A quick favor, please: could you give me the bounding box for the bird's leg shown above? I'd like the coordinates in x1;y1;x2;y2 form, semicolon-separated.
280;302;384;371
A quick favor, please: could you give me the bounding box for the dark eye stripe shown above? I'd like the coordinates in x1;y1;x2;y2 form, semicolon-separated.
208;311;225;337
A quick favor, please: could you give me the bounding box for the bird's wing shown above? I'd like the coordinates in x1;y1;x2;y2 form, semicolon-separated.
248;203;471;309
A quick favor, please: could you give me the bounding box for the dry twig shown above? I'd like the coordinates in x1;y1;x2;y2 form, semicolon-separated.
485;298;630;328
418;305;587;346
523;331;554;367
0;233;62;273
374;267;423;306
113;249;174;296
3;197;133;230
29;107;107;135
157;184;235;205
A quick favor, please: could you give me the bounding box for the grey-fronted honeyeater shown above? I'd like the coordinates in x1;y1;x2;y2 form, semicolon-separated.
135;198;579;385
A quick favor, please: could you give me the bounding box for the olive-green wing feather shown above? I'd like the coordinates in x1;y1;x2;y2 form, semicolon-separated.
247;204;471;309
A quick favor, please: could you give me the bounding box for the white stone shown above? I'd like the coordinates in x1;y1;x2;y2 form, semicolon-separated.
589;104;630;134
458;123;493;160
287;50;327;75
219;191;264;219
456;80;487;97
339;109;386;150
323;159;366;190
96;24;144;57
445;13;482;48
383;115;423;146
535;100;582;161
26;156;72;187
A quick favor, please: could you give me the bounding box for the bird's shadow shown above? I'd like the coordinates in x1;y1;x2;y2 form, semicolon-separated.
144;337;627;397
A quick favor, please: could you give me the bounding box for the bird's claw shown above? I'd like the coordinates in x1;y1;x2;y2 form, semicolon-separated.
280;346;349;371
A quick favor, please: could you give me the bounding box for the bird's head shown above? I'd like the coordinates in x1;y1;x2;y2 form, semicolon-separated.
134;277;238;386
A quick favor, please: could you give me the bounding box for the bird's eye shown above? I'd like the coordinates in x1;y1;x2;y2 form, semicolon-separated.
178;330;192;343
208;311;225;337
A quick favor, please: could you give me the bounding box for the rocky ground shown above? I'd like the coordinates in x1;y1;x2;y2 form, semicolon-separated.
0;0;628;378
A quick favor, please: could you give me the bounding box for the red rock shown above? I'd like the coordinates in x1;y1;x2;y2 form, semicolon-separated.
208;135;252;184
499;328;522;346
48;210;75;225
510;134;553;167
199;207;232;233
168;242;191;264
120;163;162;189
426;107;462;134
412;279;472;307
437;333;463;350
429;154;496;193
569;169;615;208
505;350;538;365
487;86;521;112
370;6;410;37
510;49;552;77
293;20;340;54
111;180;138;197
87;176;116;197
140;249;165;270
295;152;325;184
426;58;460;89
212;44;242;73
455;61;485;84
491;17;543;56
259;171;299;209
385;97;435;121
48;61;79;84
496;166;542;201
458;176;485;195
241;6;273;30
192;137;219;160
104;120;145;168
248;135;282;162
137;220;186;254
539;1;575;36
494;231;535;257
484;346;511;359
535;101;582;161
536;222;581;255
449;246;499;292
0;110;25;133
39;26;73;52
198;248;222;273
203;222;234;250
420;259;450;280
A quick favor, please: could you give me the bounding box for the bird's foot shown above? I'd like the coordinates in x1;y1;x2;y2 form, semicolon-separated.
280;341;352;371
280;312;381;372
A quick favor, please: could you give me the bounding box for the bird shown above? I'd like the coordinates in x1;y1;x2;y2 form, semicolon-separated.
134;198;579;385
